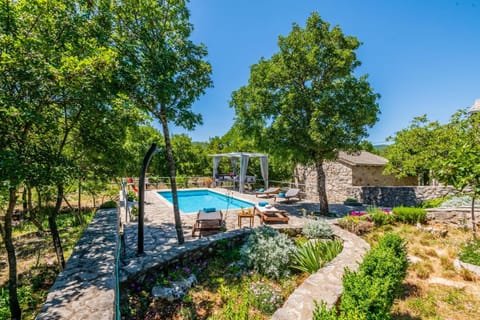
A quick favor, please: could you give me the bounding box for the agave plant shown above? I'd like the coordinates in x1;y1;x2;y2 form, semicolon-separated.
290;239;343;274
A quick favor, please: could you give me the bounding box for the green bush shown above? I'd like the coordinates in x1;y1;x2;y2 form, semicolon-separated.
312;301;340;320
420;197;447;208
99;200;117;209
313;233;408;319
459;239;480;266
240;226;296;279
340;270;393;320
303;220;334;239
337;216;374;235
291;239;343;274
392;206;426;224
368;209;396;226
127;190;137;202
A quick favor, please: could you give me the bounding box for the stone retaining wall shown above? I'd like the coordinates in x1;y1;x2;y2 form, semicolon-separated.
346;186;459;207
36;208;119;320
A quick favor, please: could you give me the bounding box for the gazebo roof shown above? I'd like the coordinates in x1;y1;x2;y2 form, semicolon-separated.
210;152;267;158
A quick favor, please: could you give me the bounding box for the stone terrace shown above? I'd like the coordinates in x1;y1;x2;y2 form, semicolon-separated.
38;188;369;320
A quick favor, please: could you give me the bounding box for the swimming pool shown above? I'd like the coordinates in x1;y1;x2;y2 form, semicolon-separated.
157;189;254;214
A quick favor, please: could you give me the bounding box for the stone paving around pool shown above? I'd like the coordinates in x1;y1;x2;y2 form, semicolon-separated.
38;188;369;320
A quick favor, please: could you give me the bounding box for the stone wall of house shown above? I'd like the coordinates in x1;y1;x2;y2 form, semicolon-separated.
294;162;353;203
351;166;418;186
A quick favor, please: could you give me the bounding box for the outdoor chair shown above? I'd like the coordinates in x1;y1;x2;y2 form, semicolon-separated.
192;208;224;237
276;188;302;203
255;187;280;198
254;203;289;224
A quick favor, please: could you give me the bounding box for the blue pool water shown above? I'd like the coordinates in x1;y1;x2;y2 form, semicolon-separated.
157;189;254;214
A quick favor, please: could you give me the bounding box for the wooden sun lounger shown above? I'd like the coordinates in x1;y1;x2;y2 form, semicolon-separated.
192;210;223;237
254;204;289;224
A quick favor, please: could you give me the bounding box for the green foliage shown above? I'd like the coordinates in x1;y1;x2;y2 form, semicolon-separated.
126;191;137;202
459;239;480;266
249;281;284;314
393;206;426;224
240;226;296;279
303;220;334;239
420;197;448;208
440;195;480;208
291;239;343;274
337;216;374;235
313;233;408;319
368;209;396;226
312;301;340;320
99;200;117;209
383;115;440;184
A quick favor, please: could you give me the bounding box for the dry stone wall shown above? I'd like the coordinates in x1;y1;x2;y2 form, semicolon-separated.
296;163;459;207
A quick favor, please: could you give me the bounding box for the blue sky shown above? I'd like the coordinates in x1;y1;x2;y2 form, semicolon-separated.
169;0;480;145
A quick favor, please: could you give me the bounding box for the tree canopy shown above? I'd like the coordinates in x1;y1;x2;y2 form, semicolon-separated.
230;12;380;213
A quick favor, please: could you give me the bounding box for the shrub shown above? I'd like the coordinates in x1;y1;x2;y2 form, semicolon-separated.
459;239;480;266
440;195;480;208
127;190;137;202
303;220;334;239
420;197;447;208
360;233;408;297
337;216;374;235
340;270;393;320
240;226;296;279
291;239;343;274
312;301;339;320
249;281;283;314
392;206;426;224
313;233;408;319
368;209;395;226
99;200;117;209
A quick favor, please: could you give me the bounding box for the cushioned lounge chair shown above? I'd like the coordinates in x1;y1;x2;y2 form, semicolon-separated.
192;209;224;237
276;188;302;203
255;187;280;198
254;204;289;224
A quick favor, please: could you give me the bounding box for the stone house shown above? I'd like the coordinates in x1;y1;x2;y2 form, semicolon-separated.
295;151;418;203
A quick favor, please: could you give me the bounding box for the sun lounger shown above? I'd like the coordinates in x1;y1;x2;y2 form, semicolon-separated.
254;204;289;224
276;188;302;203
255;187;280;198
192;209;223;237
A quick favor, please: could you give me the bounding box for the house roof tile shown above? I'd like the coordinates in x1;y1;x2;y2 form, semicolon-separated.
337;151;388;167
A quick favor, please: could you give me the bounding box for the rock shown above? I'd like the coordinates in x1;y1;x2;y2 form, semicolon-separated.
428;277;466;289
152;274;197;302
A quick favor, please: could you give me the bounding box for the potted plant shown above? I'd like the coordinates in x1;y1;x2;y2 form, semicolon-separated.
204;177;213;188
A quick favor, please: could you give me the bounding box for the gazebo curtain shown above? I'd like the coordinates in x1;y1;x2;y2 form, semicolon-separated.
239;155;249;193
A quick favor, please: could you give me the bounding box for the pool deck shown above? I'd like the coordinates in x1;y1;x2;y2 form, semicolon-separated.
119;187;357;277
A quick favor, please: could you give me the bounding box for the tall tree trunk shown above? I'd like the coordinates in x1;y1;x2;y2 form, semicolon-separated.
49;184;66;269
315;159;329;214
78;178;82;214
0;188;22;319
28;186;44;232
159;112;184;244
472;193;477;239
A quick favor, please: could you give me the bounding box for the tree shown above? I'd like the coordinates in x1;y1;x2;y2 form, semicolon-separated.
432;109;480;238
115;0;212;243
230;13;379;213
383;115;440;185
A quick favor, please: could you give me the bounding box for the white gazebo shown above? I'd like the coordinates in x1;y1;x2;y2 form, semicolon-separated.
210;152;268;193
